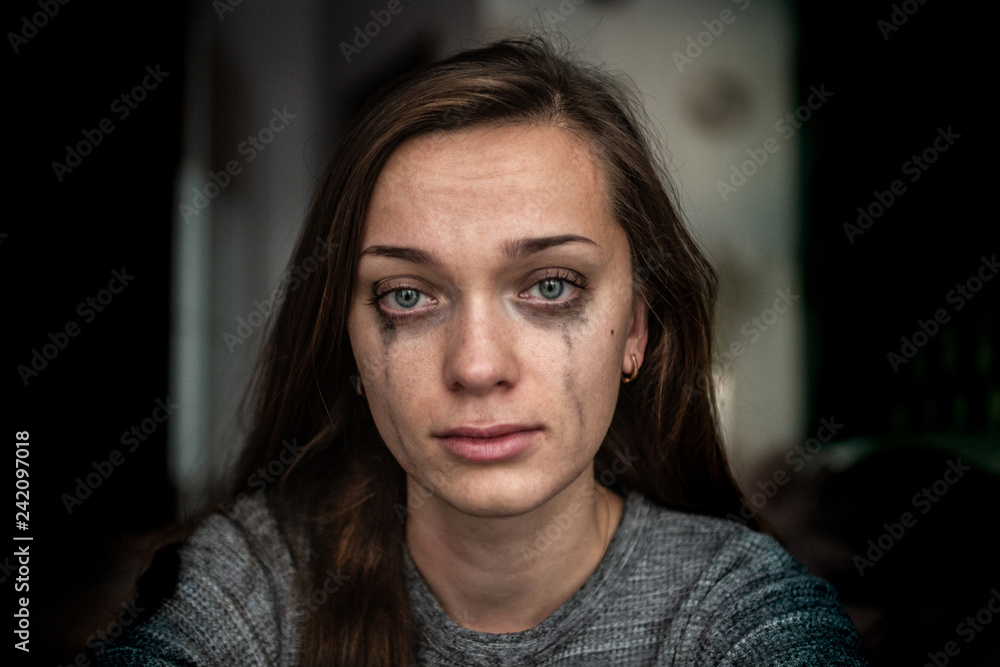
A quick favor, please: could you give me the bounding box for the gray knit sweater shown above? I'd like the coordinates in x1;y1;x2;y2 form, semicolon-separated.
96;489;867;665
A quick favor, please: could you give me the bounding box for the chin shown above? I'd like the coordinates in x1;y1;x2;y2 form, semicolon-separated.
436;466;580;519
445;494;546;519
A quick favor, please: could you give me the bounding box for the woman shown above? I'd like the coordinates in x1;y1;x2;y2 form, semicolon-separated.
99;37;867;665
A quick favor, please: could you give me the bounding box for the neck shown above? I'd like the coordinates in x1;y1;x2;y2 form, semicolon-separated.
405;469;625;633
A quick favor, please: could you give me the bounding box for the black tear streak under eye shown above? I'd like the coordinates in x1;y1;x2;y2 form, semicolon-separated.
382;366;408;471
391;420;405;462
565;292;591;326
377;313;398;347
520;290;593;329
562;332;585;429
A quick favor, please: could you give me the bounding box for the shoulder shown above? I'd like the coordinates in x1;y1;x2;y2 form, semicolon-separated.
95;494;304;667
635;493;803;581
627;492;867;665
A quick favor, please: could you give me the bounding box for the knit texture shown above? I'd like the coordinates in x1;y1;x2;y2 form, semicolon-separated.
95;489;868;665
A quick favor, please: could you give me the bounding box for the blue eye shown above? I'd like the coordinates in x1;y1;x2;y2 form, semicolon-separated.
527;276;579;302
537;279;565;300
381;288;428;310
392;288;422;309
371;271;584;323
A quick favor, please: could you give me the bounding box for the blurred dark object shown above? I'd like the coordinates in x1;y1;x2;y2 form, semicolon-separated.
800;0;997;448
750;445;1000;666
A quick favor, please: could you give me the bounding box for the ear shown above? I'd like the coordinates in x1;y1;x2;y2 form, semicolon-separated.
624;294;649;373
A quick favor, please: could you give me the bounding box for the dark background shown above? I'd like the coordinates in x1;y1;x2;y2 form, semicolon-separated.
8;2;183;665
6;0;997;664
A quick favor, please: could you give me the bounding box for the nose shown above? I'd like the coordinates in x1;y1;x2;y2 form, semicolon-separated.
443;296;519;395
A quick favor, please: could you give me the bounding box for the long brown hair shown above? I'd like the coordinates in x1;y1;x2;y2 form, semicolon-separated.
233;36;744;666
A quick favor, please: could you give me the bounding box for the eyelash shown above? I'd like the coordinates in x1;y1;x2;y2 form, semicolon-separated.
367;269;588;324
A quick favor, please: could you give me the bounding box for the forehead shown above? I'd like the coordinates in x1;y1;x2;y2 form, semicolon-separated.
362;124;617;250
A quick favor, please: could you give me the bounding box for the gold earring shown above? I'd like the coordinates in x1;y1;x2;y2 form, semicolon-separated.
351;373;366;397
621;353;639;384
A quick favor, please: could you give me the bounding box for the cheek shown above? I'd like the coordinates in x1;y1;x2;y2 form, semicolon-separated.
349;306;435;451
357;349;420;471
553;301;627;439
563;368;588;431
350;303;411;391
349;307;397;428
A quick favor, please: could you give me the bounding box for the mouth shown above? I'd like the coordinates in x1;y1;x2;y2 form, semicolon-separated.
433;424;541;462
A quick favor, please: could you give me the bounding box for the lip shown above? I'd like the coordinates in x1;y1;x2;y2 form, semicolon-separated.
434;424;541;462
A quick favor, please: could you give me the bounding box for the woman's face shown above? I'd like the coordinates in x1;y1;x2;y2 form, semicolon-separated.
347;124;647;518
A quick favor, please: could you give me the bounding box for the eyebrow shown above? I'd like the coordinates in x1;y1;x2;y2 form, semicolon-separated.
358;234;597;265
